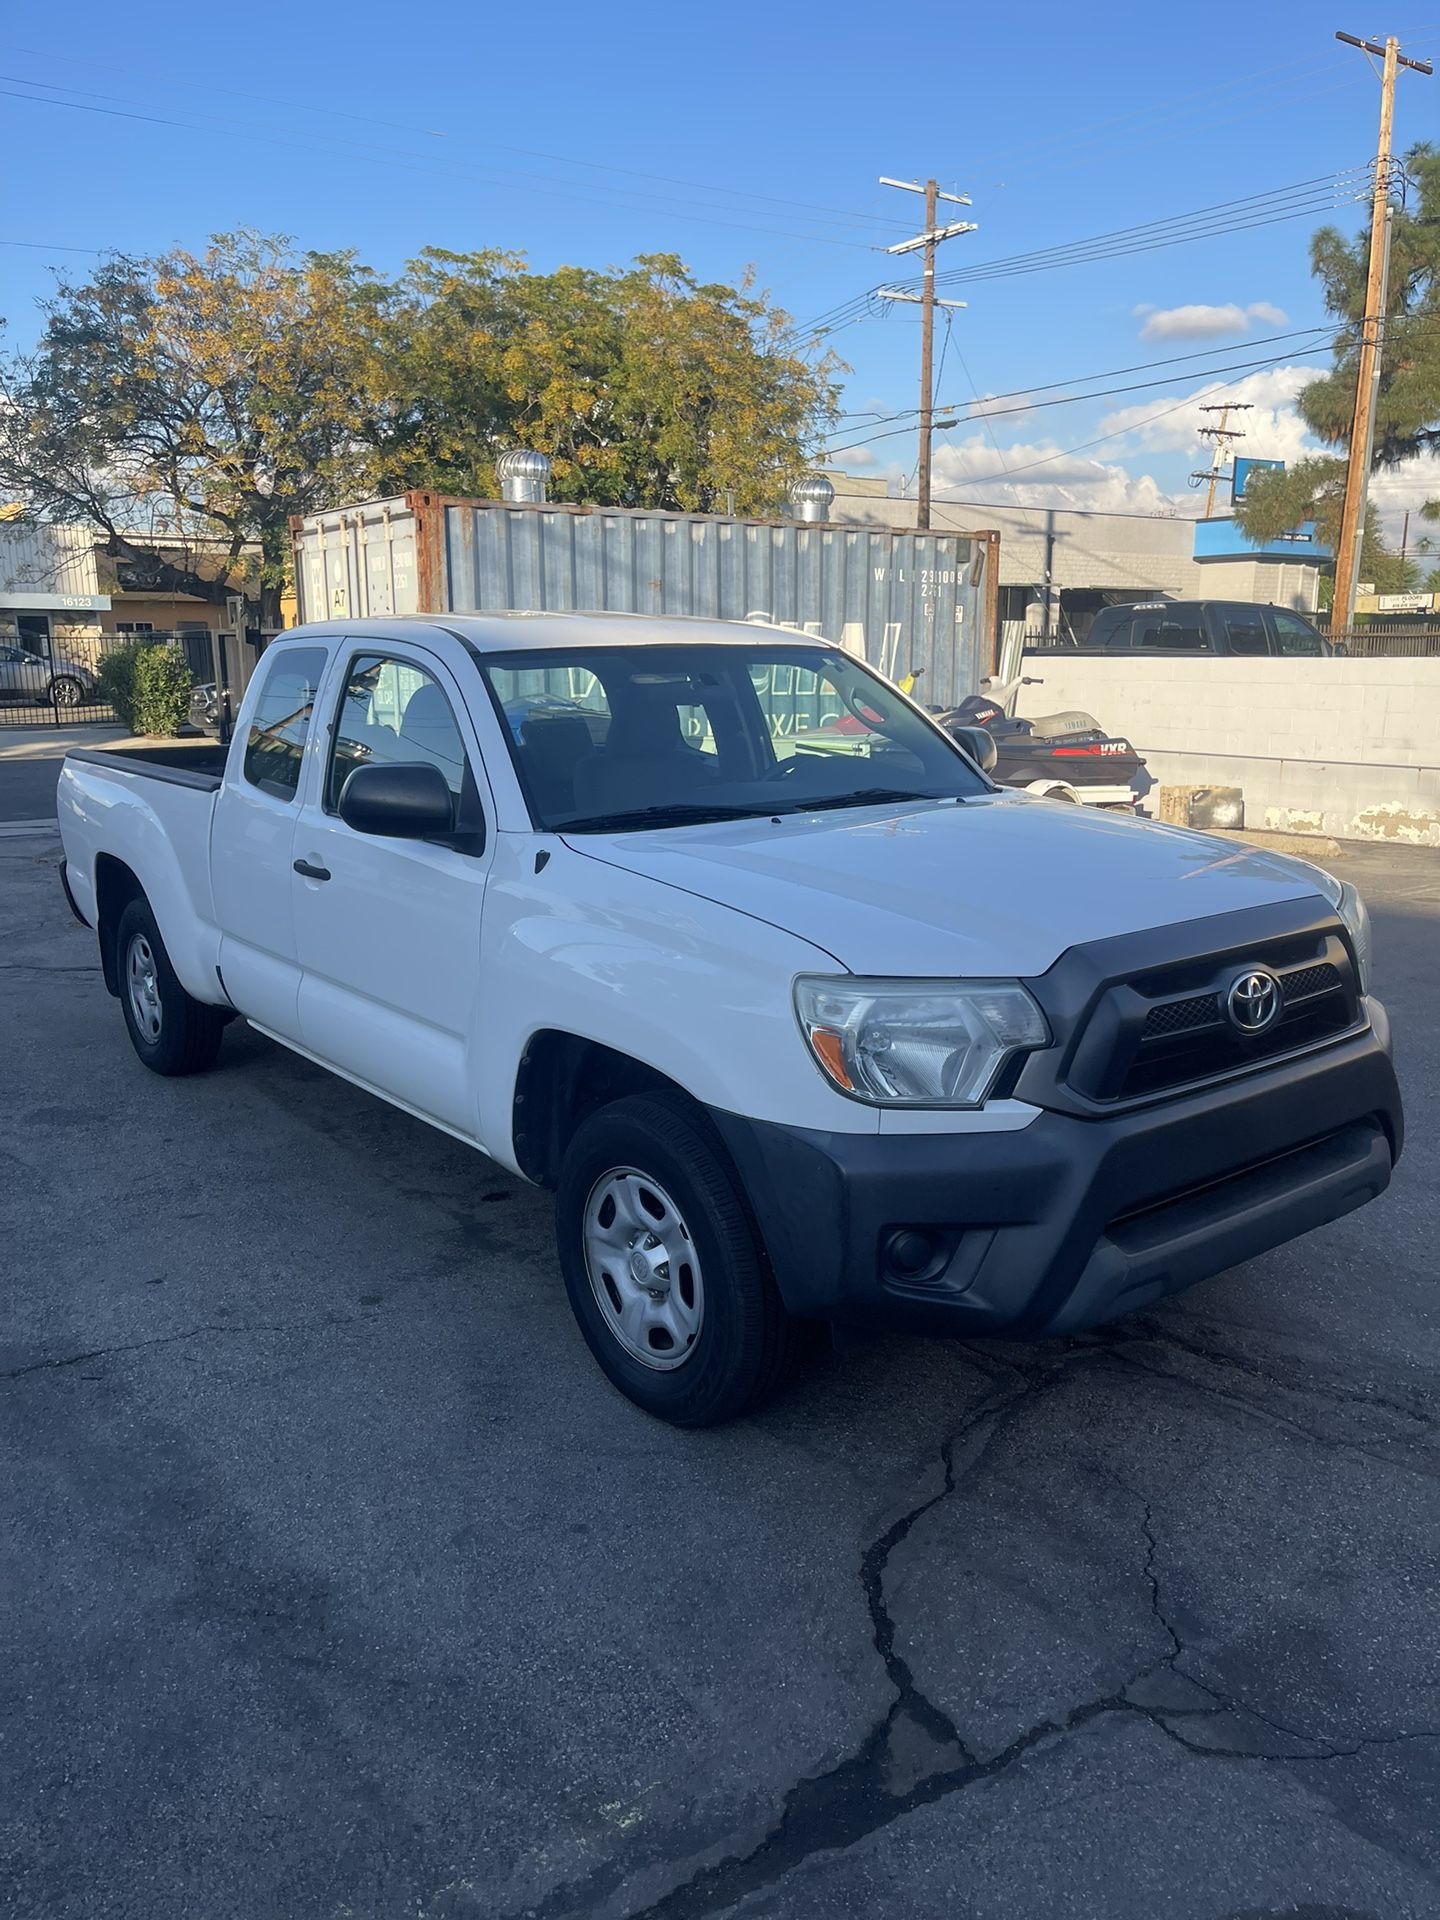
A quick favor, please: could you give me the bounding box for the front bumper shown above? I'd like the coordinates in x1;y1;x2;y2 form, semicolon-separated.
710;1011;1402;1339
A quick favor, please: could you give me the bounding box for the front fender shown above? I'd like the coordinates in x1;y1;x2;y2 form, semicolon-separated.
472;835;878;1170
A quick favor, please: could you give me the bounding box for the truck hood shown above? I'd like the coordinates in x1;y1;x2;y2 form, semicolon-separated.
565;792;1327;977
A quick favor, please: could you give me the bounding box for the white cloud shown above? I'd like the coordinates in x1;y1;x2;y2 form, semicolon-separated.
1368;451;1440;546
827;444;877;468
1097;365;1320;462
1135;300;1289;342
929;435;1186;514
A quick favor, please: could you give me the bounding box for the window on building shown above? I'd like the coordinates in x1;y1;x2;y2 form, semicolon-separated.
242;648;328;801
115;622;155;635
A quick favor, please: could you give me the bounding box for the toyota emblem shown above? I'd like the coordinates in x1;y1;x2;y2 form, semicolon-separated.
1226;969;1281;1034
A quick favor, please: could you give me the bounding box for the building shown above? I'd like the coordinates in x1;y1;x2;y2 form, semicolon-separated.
825;474;1326;646
0;519;262;682
0;521;112;665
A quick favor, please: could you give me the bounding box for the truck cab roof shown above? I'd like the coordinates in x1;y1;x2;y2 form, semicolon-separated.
275;611;837;656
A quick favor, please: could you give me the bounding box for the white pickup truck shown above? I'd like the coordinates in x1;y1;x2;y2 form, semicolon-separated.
58;613;1402;1425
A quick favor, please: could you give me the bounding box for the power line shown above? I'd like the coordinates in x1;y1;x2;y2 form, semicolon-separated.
830;323;1343;429
824;341;1341;451
0;68;909;242
0;85;891;252
789;170;1372;341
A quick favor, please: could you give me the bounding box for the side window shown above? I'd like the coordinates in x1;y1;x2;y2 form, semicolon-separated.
1134;616;1209;651
326;653;471;819
242;647;329;802
1271;611;1325;656
1222;608;1271;655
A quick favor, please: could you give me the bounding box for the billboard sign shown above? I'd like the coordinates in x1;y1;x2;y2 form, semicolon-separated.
1232;457;1283;504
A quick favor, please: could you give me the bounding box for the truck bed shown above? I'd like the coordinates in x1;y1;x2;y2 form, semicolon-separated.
66;739;229;791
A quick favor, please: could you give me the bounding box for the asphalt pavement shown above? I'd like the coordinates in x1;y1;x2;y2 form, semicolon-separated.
3;819;1438;1920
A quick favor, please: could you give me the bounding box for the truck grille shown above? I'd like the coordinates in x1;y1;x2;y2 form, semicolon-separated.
1066;933;1359;1105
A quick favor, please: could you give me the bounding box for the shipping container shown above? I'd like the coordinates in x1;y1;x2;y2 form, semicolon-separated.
292;492;998;707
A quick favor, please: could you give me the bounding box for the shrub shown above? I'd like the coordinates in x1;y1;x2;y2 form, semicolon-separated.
96;641;193;736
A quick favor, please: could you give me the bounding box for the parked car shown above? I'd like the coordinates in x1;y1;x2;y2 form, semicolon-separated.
1071;600;1331;656
57;614;1400;1425
0;644;98;709
188;682;223;734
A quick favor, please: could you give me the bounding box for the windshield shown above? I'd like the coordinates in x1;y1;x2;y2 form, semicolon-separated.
480;642;989;832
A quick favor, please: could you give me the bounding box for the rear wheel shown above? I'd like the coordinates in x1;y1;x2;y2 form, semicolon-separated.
116;897;226;1075
556;1092;800;1425
50;676;84;710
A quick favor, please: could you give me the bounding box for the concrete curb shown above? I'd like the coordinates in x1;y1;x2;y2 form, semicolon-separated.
1212;828;1344;860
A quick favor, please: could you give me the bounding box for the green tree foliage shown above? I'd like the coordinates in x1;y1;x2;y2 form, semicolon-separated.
1236;144;1439;572
95;641;193;736
0;237;840;614
358;249;839;511
0;234;376;623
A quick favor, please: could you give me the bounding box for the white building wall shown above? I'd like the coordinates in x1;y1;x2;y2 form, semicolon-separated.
828;486;1322;610
1013;653;1440;845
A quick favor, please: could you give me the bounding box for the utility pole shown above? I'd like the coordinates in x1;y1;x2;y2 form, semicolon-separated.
1331;30;1432;628
1189;403;1253;517
877;176;976;531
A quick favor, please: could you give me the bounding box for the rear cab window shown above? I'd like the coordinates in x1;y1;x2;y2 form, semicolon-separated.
241;648;329;801
1133;611;1210;651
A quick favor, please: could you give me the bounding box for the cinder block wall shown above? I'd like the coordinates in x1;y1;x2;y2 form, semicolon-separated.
1012;655;1440;846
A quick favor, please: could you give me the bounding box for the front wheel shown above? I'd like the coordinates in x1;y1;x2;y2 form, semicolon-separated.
116;897;227;1075
556;1092;801;1425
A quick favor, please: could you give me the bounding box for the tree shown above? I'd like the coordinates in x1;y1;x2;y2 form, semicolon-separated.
365;250;840;513
1236;143;1440;571
0;233;377;624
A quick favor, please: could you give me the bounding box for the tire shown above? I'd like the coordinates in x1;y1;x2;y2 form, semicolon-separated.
50;676;84;710
115;897;226;1076
556;1092;800;1426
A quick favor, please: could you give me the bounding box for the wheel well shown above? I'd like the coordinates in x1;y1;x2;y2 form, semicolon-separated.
512;1033;697;1188
94;855;147;996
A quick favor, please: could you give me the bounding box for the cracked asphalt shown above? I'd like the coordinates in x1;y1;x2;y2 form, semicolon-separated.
2;820;1438;1920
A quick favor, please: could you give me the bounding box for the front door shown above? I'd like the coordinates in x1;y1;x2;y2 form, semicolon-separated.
291;645;491;1138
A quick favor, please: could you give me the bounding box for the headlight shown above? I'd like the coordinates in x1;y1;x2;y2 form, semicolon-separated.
1309;868;1373;996
794;976;1049;1108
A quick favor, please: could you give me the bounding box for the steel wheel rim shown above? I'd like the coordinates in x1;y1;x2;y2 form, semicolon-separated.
126;933;162;1042
582;1166;704;1372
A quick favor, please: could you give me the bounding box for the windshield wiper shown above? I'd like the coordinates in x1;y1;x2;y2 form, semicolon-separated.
558;802;772;833
771;787;955;816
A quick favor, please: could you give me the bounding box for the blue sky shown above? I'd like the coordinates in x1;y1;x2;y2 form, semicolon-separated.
4;1;1437;525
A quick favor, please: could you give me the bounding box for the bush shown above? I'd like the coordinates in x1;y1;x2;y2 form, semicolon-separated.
95;641;193;736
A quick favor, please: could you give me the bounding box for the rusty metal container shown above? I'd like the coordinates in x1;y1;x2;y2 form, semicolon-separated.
292;491;999;705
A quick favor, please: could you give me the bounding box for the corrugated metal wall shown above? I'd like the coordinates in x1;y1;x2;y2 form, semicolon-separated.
294;495;991;706
0;522;103;598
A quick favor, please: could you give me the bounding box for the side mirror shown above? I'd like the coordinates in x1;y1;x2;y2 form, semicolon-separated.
338;761;455;838
952;725;998;775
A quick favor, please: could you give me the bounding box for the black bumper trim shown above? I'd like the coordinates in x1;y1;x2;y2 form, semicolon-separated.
711;1016;1401;1339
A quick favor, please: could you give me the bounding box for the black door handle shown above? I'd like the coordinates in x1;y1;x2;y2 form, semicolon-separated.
293;859;331;882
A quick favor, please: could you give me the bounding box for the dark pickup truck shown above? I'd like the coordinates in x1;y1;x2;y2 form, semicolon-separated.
1068;601;1331;657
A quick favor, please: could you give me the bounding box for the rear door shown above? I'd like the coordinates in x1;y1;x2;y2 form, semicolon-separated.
211;644;331;1037
290;641;493;1137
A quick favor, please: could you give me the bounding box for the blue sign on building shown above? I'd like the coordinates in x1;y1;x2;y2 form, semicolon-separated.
1232;456;1285;504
